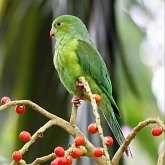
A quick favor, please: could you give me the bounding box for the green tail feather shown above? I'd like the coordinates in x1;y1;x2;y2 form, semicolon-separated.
103;105;131;156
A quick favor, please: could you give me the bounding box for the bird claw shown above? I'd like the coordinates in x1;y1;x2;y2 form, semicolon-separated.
76;80;84;90
72;96;81;108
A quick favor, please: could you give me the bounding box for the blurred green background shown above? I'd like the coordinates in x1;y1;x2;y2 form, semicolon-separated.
0;0;164;165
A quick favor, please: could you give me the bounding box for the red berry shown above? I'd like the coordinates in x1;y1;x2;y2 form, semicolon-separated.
12;151;22;162
93;148;103;157
51;160;58;165
54;146;65;157
15;105;26;114
105;136;113;146
88;123;98;134
57;157;67;165
19;131;31;142
1;96;11;105
66;156;73;165
151;126;163;136
94;94;102;102
74;136;85;146
71;147;83;158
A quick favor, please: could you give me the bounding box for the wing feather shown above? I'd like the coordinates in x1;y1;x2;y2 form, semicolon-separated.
76;39;120;117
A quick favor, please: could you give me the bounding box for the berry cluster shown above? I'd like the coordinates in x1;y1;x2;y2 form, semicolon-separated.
51;136;86;165
52;146;70;165
1;96;163;164
50;125;115;165
88;123;114;157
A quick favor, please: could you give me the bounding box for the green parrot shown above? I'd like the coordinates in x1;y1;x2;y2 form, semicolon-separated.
50;15;129;155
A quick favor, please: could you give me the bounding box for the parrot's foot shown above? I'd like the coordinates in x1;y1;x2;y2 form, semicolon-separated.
76;80;84;90
72;96;81;108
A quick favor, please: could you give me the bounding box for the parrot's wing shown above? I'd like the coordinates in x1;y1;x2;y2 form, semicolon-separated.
76;39;120;117
76;40;132;156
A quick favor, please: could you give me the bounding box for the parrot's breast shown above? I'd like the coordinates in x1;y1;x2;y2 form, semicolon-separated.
54;38;83;94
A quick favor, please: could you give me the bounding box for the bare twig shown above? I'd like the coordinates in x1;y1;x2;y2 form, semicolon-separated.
112;117;165;165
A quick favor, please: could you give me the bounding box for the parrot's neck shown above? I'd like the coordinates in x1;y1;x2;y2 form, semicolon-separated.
56;35;72;48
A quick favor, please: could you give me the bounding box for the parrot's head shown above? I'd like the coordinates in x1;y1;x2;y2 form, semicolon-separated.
50;15;89;40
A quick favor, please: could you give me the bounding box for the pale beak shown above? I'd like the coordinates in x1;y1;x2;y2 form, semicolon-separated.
50;28;55;38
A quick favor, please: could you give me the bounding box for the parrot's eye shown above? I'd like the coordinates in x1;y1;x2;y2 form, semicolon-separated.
56;22;62;27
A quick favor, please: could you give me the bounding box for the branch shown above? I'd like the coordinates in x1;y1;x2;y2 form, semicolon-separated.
10;120;55;165
79;76;111;165
0;100;60;120
112;117;165;165
1;77;164;165
0;99;106;165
